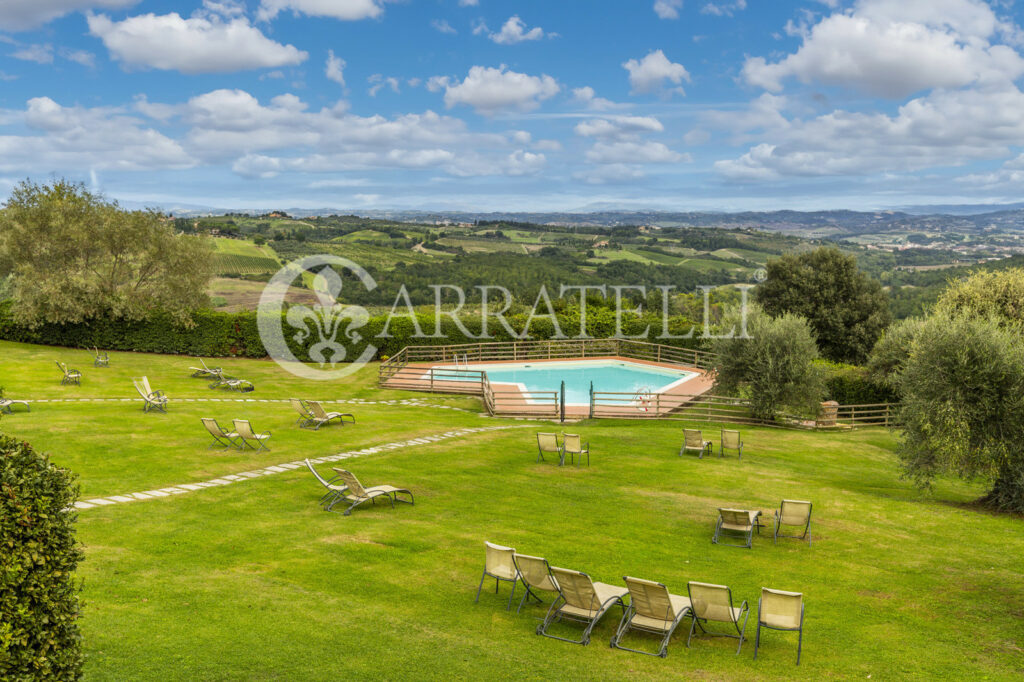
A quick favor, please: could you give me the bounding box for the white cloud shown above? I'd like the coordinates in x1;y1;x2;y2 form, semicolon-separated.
432;19;456;34
586;140;684;164
487;15;545;44
458;0;478;6
574;116;664;138
440;65;559;115
0;0;137;31
701;0;746;17
11;44;54;64
571;86;623;111
742;0;1024;98
257;0;384;22
326;50;346;86
368;74;400;96
623;49;690;95
574;163;647;184
714;85;1024;180
653;0;683;20
60;48;96;67
0;96;192;172
88;12;308;74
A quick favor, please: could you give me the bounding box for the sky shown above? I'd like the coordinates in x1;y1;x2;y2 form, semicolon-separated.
3;0;1024;212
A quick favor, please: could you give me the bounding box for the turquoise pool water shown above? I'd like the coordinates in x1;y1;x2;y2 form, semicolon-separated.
439;359;696;404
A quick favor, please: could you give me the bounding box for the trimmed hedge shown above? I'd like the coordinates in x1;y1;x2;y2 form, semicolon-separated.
0;433;84;680
819;360;898;405
0;302;709;361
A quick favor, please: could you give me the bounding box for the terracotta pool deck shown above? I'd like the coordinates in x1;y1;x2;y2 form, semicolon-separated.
382;356;716;418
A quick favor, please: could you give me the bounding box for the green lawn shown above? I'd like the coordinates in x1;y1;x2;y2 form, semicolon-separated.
1;341;1022;680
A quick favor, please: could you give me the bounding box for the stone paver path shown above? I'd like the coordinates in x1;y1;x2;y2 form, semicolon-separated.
73;424;532;511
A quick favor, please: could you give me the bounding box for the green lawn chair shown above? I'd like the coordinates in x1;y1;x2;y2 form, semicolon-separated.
0;398;30;414
720;429;743;458
201;418;241;449
133;376;167;413
754;588;805;664
774;500;813;546
686;581;749;654
232;419;271;450
92;347;110;367
680;429;712;458
611;577;692;658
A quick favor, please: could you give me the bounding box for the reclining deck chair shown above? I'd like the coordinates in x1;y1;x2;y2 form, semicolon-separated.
686;581;750;654
475;541;520;610
232;419;271;450
209;375;255;392
304;459;349;510
720;429;743;458
537;567;628;645
92;347;110;367
513;553;560;614
0;398;30;414
308;401;355;429
611;577;692;658
189;358;223;379
201;418;240;449
536;432;561;463
680;429;712;458
561;433;590;466
713;508;762;549
754;588;804;664
133;376;168;413
57;361;82;386
330;469;414;516
774;500;812;546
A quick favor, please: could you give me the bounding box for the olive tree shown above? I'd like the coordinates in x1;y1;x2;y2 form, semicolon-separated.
0;180;213;327
710;305;826;421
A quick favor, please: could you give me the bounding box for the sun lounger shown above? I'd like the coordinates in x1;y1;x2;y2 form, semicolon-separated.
686;581;749;654
329;469;414;516
309;400;355;428
537;567;628;645
57;361;82;386
680;428;712;458
304;459;349;510
774;500;812;546
611;577;692;657
133;376;168;413
209;375;255;392
713;508;762;548
201;418;241;449
754;588;805;664
475;542;520;610
189;358;223;378
0;398;30;414
232;419;271;450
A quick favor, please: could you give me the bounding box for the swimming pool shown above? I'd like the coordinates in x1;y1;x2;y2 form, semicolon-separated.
437;359;698;405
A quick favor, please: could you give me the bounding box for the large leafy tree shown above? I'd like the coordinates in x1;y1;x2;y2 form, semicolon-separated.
897;314;1024;513
0;180;213;326
710;305;826;421
755;247;890;364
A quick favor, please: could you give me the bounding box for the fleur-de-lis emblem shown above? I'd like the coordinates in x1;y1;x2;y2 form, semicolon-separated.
285;266;370;368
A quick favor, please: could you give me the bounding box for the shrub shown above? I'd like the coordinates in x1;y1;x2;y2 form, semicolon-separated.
0;434;84;680
710;305;826;421
819;360;898;405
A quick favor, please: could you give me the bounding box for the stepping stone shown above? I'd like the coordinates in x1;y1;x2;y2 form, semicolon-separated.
278;463;302;470
177;483;204;490
130;492;153;500
86;498;117;506
74;501;96;509
160;488;188;494
264;466;286;473
207;478;233;485
108;495;136;503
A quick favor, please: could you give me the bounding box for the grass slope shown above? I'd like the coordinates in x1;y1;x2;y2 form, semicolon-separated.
0;341;1021;680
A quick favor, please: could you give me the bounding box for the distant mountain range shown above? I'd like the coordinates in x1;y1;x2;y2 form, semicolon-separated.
129;200;1024;235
